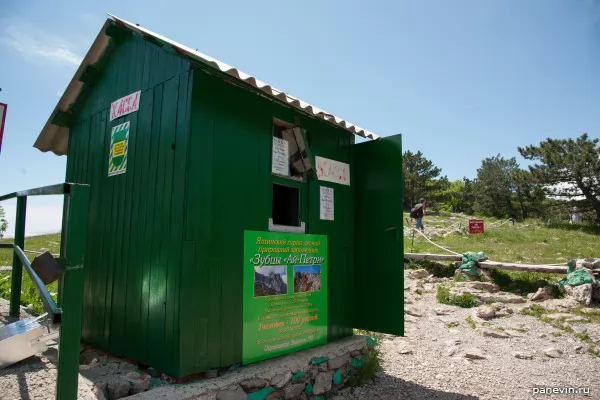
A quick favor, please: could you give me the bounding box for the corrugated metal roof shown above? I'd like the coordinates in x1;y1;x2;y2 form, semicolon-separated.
34;15;379;156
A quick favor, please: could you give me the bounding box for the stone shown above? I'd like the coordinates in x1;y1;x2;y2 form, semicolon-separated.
327;354;349;370
483;330;510;338
217;388;247;400
241;378;268;391
397;347;413;355
350;350;361;358
593;283;600;301
543;347;563;358
574;345;584;351
284;384;306;400
318;363;328;372
312;371;333;395
563;316;589;323
564;284;593;306
270;372;292;388
205;369;219;378
407;269;429;279
464;348;486;360
513;352;534;360
92;382;109;400
405;308;423;317
446;346;459;357
247;388;275;400
307;366;319;379
575;258;600;270
570;325;588;335
106;376;130;400
494;294;526;304
475;306;496;320
464;281;500;293
434;308;453;315
265;390;284;400
125;373;151;394
543;298;580;312
530;286;556;302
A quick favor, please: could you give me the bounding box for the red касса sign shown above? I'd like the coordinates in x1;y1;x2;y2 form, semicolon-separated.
469;219;484;234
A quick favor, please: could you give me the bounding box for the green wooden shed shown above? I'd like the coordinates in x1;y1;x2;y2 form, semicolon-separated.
33;15;404;378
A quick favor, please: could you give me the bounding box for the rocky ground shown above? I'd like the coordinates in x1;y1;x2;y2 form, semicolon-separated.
333;269;600;400
0;300;98;400
2;267;600;400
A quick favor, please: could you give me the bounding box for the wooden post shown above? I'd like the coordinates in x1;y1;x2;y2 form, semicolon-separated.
9;196;27;317
56;185;89;400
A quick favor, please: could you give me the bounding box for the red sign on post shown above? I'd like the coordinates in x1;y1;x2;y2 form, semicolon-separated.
469;219;484;234
0;103;7;155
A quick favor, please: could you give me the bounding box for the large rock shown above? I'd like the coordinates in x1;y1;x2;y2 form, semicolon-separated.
284;384;306;400
313;371;333;395
575;258;600;270
543;298;581;312
327;354;349;370
513;352;534;360
405;307;423;317
217;388;247;400
124;372;151;394
529;285;557;302
464;281;499;293
270;372;292;388
564;283;593;306
106;377;130;400
543;347;563;358
240;378;268;391
483;330;510;338
592;282;600;302
475;306;496;320
407;269;429;279
464;348;486;360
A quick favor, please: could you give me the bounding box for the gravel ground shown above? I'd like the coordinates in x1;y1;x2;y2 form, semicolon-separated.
333;272;599;400
0;299;97;400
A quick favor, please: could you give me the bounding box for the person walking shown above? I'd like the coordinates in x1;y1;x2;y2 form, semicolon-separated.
410;198;427;231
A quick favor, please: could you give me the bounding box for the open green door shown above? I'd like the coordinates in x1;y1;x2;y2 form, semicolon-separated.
353;134;404;335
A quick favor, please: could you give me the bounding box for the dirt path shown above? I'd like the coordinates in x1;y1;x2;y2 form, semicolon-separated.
333;271;599;400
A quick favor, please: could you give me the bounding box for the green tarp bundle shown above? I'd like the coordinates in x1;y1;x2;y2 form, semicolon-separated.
559;269;596;288
456;252;488;280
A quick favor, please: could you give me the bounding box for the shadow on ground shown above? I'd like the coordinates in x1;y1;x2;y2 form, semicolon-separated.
334;373;481;400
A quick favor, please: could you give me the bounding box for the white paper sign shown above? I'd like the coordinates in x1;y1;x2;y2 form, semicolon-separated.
271;137;289;176
316;156;350;186
320;186;334;221
110;90;141;121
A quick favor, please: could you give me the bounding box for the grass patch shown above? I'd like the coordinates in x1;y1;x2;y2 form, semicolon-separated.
520;304;547;317
350;330;382;387
0;233;61;315
446;321;459;328
465;316;477;329
415;288;423;296
436;285;478;308
552;332;563;337
572;306;600;324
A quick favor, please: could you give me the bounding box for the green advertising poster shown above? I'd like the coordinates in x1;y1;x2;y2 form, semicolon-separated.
243;230;328;364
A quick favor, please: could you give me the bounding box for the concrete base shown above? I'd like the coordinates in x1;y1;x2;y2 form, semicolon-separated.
129;335;367;400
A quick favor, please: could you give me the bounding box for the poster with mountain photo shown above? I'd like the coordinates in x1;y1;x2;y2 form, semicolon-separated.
243;230;328;365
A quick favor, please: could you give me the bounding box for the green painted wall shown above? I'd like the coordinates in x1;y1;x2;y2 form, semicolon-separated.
179;69;356;375
67;30;359;377
66;32;192;375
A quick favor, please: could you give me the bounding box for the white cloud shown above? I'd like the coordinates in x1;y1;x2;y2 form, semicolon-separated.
2;22;83;67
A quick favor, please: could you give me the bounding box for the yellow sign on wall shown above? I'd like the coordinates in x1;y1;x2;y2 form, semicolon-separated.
108;121;129;176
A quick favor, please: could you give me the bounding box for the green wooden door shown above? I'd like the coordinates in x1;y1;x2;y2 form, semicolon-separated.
353;134;404;335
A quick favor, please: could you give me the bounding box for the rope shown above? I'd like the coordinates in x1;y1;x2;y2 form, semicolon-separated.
411;228;461;256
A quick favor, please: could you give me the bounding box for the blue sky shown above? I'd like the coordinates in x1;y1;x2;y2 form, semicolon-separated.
1;0;599;235
295;266;321;275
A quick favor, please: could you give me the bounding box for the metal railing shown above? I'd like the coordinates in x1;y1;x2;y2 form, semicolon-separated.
0;183;90;400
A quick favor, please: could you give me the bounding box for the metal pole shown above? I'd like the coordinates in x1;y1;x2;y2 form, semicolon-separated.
55;185;89;400
9;196;27;317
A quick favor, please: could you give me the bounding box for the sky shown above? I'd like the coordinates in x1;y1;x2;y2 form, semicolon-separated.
0;0;599;236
